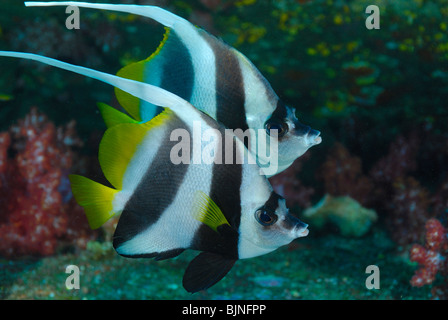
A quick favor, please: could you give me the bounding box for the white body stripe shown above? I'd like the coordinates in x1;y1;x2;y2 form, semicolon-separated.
116;121;217;256
111;123;166;213
236;51;275;132
117;164;212;255
174;30;217;121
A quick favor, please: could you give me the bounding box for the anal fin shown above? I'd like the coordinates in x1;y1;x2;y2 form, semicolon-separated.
182;252;236;293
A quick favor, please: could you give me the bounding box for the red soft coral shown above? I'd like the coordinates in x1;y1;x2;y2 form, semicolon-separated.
0;107;95;258
387;177;433;246
410;218;448;298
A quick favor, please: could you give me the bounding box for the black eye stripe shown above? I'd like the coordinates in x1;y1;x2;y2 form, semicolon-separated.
266;192;282;211
272;99;288;120
265;99;289;138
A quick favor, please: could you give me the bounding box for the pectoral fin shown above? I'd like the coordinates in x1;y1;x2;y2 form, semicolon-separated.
193;191;230;233
182;252;236;293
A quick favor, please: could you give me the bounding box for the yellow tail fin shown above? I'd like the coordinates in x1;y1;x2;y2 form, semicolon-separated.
69;174;119;229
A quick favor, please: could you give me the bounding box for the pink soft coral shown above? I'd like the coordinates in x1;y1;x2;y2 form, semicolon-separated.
410;218;448;298
0;107;95;257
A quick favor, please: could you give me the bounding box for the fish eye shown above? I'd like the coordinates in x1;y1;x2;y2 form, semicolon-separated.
265;119;288;138
255;208;278;226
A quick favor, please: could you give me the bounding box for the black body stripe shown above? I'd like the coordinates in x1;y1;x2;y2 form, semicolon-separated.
191;130;242;259
113;115;191;253
202;31;249;144
160;30;195;102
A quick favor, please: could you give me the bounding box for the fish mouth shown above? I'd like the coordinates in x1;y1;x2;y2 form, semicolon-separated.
294;222;309;238
294;121;322;146
305;129;322;146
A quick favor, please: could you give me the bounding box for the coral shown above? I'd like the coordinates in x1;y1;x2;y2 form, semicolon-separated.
269;152;314;209
0;132;11;186
302;194;377;237
0;107;96;258
386;177;433;246
318;142;373;206
314;133;439;245
369;132;420;186
410;218;448;299
431;176;448;219
367;132;435;246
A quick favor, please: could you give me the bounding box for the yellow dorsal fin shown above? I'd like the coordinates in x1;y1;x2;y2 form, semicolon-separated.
193;191;230;232
97;102;139;128
98;108;174;190
114;27;171;121
69;174;118;229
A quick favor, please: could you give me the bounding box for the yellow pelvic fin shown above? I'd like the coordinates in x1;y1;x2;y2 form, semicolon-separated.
97;102;139;128
69;174;119;229
193;191;230;232
98;108;174;190
114;27;171;121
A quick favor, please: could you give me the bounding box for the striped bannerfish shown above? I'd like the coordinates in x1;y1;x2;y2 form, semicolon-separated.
22;1;322;177
0;51;309;292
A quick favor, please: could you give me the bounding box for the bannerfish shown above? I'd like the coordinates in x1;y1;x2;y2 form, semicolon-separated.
22;1;322;177
0;51;310;292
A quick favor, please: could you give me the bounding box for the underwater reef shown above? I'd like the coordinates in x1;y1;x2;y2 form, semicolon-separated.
0;0;447;299
0;108;96;257
409;218;448;299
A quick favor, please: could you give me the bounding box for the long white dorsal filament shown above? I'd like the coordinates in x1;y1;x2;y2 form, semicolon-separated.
24;1;186;28
0;51;192;116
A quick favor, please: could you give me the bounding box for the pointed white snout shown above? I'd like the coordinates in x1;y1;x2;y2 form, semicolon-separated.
298;227;309;237
293;223;309;238
305;130;322;146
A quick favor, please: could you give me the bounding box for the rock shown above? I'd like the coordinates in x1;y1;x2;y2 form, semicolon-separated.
303;194;377;237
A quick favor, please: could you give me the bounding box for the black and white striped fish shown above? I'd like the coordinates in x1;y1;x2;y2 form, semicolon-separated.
0;51;309;292
23;1;322;177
